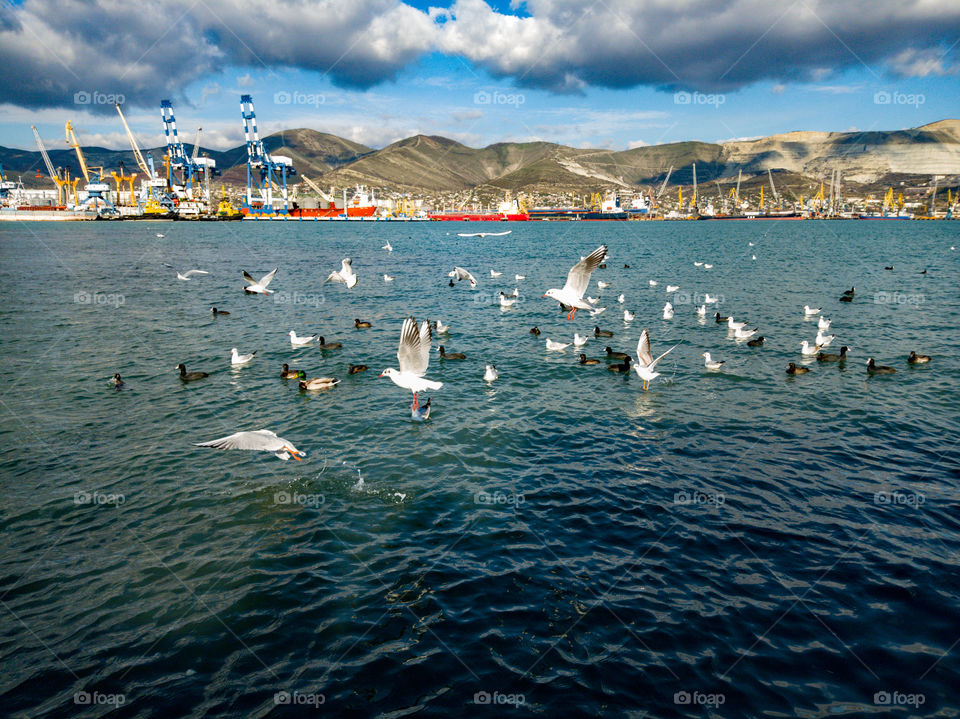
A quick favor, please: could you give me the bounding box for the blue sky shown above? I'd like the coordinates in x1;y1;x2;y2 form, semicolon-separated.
1;0;957;153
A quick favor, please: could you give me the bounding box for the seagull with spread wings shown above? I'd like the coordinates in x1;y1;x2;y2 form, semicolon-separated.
194;429;305;461
380;317;443;412
542;245;607;320
242;268;278;295
633;329;678;391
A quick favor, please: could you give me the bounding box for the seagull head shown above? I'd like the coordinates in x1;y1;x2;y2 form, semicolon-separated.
542;288;562;301
379;368;395;379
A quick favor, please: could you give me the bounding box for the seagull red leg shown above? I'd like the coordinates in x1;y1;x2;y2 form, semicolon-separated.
567;308;577;321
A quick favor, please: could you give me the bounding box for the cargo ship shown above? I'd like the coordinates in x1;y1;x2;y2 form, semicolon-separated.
274;185;378;219
428;198;528;221
582;194;627;221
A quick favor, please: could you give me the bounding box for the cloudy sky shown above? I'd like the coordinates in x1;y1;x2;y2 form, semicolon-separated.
1;0;957;153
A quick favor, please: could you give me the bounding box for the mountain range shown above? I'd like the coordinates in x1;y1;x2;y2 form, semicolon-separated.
2;120;957;197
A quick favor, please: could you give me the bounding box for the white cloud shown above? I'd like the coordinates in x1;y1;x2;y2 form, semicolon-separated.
627;139;649;149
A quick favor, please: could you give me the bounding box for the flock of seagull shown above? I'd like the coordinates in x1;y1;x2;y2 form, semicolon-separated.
138;236;934;462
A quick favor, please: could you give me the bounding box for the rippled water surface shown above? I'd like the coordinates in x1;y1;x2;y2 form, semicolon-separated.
1;219;959;717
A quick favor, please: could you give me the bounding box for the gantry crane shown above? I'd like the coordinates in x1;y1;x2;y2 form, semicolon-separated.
160;99;218;206
240;94;295;214
65;121;116;214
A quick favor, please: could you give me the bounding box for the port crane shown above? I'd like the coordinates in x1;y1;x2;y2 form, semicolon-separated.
31;125;72;206
160;99;218;206
115;103;172;213
240;94;295;214
301;175;335;204
65;121;116;215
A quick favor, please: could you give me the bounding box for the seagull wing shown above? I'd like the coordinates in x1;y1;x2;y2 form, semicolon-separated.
636;329;654;366
418;319;433;371
562;245;607;299
258;268;278;288
397;318;428;376
242;270;257;285
648;344;678;370
182;270;209;277
194;429;284;452
341;258;353;274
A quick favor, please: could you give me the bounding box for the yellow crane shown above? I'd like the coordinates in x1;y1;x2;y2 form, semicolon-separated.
111;161;138;207
65;121;91;183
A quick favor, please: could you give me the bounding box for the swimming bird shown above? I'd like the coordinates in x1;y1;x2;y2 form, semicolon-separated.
624;310;635;321
491;270;502;277
355;319;372;328
231;348;256;365
884;266;894;270
734;326;758;339
748;242;755;247
815;330;835;347
194;429;305;461
727;317;746;331
242;268;278;295
702;353;725;370
530;326;541;336
348;364;368;374
111;373;124;389
327;258;359;289
818;316;831;331
546;339;570;351
617;294;625;303
693;262;703;267
299;377;340;390
633;328;678;390
920;269;927;275
662;302;674;320
800;341;823;356
211;307;230;315
448;266;478;288
411;397;432;421
177;364;208;381
666;285;680;293
383;274;395;282
704;294;719;304
867;358;896;374
281;363;305;379
842;287;855;296
817;346;849;362
608;356;632;373
435;320;450;334
587;296;601;305
382;241;393;251
747;336;765;347
605;347;630;361
177;269;209;281
598;280;611;289
714;312;729;323
704;264;714;269
289;330;317;347
574;333;588;347
156;233;165;238
483;364;499;382
649;280;658;287
594;326;614;338
380;317;443;411
498;292;517;308
438;345;465;359
543;245;607;320
589;307;607;317
696;305;707;317
623;264;631;268
908;351;931;364
786;362;809;375
752;255;757;260
579;354;600;365
839;294;853;302
317;337;341;350
804;305;821;316
515;274;526;281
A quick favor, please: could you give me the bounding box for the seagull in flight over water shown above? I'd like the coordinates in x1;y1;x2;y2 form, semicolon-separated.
379;318;443;412
194;429;305;461
543;245;607;320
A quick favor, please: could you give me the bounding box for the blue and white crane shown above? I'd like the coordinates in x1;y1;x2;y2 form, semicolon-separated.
240;94;295;214
160;99;218;207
